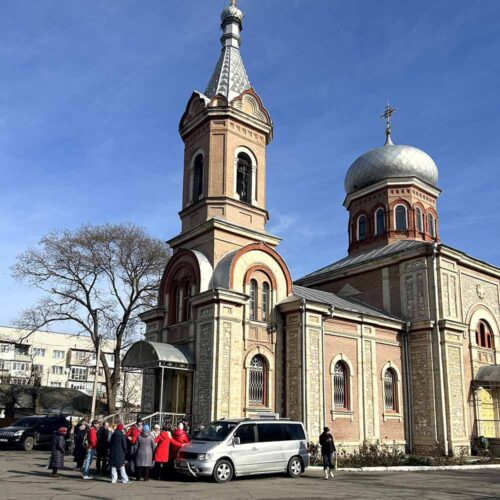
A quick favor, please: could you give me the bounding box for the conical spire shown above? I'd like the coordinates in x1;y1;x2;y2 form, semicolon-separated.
205;0;251;101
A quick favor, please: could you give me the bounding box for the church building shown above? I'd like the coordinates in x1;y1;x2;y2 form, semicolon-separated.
123;1;500;455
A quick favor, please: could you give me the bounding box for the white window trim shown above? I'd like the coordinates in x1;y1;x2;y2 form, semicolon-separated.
188;148;205;205
380;361;403;421
356;214;367;241
243;346;274;414
330;354;355;420
374;208;385;236
234;146;258;205
394;204;408;231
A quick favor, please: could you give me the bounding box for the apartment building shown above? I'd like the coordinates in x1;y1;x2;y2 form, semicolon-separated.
0;326;141;408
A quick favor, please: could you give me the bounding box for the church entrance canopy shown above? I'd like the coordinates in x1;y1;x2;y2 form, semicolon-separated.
122;341;195;417
122;340;195;371
473;365;500;388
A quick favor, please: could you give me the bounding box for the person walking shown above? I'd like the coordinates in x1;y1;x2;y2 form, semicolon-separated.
125;418;142;476
50;427;67;478
135;424;155;481
82;420;99;480
109;424;129;484
73;419;88;470
96;421;112;475
319;427;336;480
152;425;182;480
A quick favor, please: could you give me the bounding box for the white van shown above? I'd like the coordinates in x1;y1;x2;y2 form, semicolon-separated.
175;418;309;483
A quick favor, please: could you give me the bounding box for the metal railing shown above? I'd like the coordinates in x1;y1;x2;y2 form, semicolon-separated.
125;412;191;430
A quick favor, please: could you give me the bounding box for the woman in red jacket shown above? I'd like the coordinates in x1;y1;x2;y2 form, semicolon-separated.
152;426;181;480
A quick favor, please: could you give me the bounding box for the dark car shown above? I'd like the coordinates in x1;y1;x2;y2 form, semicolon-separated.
0;415;69;451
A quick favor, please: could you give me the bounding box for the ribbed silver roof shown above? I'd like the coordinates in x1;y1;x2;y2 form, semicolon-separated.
291;285;401;322
205;1;251;101
298;240;430;283
205;46;251;101
345;143;438;194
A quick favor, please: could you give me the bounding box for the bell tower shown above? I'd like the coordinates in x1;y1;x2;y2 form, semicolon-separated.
168;1;279;267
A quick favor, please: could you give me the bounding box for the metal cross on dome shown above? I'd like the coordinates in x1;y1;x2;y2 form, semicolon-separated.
230;0;237;5
380;103;396;145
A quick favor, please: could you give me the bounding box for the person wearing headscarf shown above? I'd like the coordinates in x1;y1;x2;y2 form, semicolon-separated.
109;424;129;484
50;427;67;477
135;424;155;481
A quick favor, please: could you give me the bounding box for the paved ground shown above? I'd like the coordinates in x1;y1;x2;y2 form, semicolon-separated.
0;449;499;500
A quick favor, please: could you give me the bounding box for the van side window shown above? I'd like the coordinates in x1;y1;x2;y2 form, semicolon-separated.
283;423;306;441
257;423;284;442
234;424;256;445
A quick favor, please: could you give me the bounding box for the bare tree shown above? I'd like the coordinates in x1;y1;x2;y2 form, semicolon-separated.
118;370;142;410
0;380;24;418
12;223;170;413
26;363;44;414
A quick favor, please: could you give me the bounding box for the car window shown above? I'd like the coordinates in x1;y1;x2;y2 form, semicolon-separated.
194;421;238;442
283;423;306;441
257;423;284;442
12;417;40;428
234;424;256;444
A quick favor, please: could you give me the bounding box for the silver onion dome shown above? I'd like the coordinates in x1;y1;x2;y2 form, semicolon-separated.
344;143;439;194
221;3;244;22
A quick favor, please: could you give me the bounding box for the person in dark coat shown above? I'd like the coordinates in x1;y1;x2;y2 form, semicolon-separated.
73;420;88;470
50;427;67;477
109;424;129;484
96;421;112;475
135;424;155;481
125;418;142;476
319;426;336;480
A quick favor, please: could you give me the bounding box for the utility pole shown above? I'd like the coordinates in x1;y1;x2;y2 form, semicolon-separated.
90;337;102;421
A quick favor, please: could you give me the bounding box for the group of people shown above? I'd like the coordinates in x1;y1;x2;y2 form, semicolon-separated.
49;417;191;483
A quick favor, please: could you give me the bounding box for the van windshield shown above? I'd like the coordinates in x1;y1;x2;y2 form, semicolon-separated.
193;421;238;442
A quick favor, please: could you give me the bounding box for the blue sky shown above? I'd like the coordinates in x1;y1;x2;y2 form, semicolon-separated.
1;0;500;328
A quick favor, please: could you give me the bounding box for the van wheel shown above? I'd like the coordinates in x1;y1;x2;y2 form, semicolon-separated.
213;459;234;483
22;437;34;451
287;456;303;478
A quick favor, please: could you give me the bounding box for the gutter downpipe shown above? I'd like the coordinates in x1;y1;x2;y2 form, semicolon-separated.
300;298;307;431
431;242;450;455
403;321;414;453
323;306;335;429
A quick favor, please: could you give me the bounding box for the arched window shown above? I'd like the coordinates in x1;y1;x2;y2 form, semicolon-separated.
249;279;258;321
192;154;204;203
174;286;183;324
357;215;367;241
427;214;436;238
384;368;397;411
262;282;271;322
415;208;423;232
476;320;494;349
248;355;266;405
375;208;385;236
183;282;192;321
236;153;252;204
333;361;348;409
395;205;408;231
